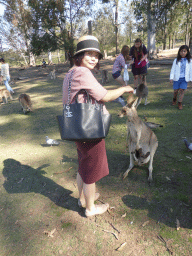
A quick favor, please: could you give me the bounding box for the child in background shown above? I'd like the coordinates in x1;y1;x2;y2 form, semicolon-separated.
170;45;192;110
112;45;133;106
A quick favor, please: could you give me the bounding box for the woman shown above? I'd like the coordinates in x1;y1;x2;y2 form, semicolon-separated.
112;45;133;106
0;58;14;93
62;35;133;217
129;38;148;89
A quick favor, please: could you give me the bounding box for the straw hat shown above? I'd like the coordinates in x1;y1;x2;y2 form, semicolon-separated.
73;35;103;59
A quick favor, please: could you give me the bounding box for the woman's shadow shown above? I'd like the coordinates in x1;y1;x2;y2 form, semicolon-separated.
2;158;79;213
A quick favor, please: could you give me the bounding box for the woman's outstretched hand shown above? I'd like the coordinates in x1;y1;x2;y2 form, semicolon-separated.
124;85;134;93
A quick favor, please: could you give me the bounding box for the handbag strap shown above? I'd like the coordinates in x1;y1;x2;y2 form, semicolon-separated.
66;68;101;109
67;69;76;106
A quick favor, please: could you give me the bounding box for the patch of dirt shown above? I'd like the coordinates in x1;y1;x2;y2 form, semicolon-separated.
157;47;178;59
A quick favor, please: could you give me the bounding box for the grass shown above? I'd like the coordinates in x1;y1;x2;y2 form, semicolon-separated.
0;59;192;255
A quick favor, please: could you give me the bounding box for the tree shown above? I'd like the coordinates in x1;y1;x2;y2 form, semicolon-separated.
1;0;36;65
132;0;183;54
188;0;192;52
123;3;136;46
29;0;94;66
92;7;116;55
102;0;123;54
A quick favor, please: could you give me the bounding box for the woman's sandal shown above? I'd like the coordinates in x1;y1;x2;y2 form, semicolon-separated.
78;193;100;208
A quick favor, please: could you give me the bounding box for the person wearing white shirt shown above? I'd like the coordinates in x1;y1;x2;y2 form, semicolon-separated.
0;58;14;93
170;45;192;110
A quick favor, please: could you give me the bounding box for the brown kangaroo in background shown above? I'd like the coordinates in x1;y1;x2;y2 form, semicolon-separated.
18;94;32;114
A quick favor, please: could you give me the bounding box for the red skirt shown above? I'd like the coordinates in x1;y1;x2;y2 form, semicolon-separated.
75;139;109;184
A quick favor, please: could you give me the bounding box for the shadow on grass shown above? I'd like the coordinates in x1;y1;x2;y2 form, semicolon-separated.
2;158;81;215
122;194;192;229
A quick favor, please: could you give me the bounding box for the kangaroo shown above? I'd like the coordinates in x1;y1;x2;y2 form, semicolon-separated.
0;89;13;104
49;69;56;79
18;94;32;114
118;96;158;182
134;83;149;107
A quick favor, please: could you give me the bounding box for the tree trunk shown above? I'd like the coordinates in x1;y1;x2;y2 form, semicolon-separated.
21;52;28;66
67;32;74;68
162;11;167;50
185;22;189;45
147;3;156;59
189;1;192;52
48;52;52;65
190;30;192;53
169;35;171;49
88;20;92;35
26;39;35;66
171;33;175;49
57;50;61;63
104;50;107;59
115;1;119;54
29;52;35;66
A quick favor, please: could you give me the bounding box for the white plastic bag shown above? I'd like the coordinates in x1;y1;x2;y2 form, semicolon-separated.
123;64;129;85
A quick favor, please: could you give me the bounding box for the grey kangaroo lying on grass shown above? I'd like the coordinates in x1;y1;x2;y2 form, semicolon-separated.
118;95;158;182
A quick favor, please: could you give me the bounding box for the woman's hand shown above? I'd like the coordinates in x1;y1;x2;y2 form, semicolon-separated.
101;86;134;102
140;54;147;62
124;85;134;93
127;60;134;65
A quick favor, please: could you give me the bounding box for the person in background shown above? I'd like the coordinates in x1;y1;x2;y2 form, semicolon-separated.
0;58;14;94
62;35;133;217
112;45;133;106
42;59;46;68
129;38;148;89
170;45;192;110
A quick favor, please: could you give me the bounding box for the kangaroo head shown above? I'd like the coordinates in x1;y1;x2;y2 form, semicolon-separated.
118;97;139;117
137;83;145;92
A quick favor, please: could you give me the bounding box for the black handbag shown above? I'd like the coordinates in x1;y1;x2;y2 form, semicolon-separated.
57;70;111;141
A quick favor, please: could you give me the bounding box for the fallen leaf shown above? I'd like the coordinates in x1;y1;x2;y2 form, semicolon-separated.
142;220;149;227
44;228;56;237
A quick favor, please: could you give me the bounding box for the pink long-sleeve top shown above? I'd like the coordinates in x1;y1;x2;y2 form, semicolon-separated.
62;66;109;114
112;53;125;74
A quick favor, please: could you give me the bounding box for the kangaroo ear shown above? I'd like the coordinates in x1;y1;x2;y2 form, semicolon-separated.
127;93;136;107
144;152;150;158
132;97;139;108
